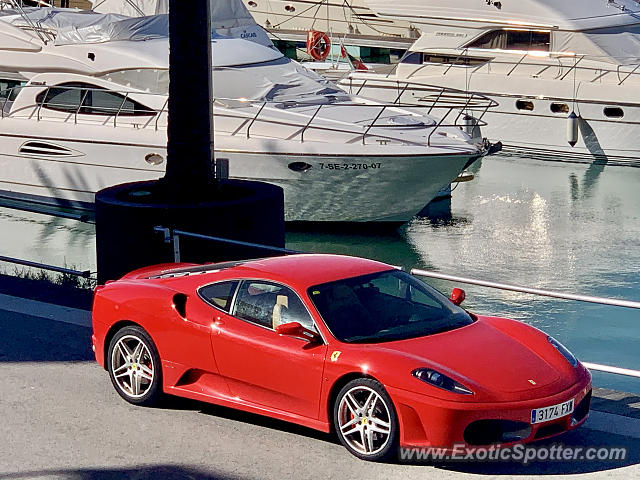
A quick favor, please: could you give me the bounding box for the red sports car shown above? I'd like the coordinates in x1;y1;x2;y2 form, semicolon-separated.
91;254;592;461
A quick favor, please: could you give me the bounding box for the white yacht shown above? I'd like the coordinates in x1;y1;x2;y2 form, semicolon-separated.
238;0;418;50
339;0;640;165
0;7;486;223
91;0;418;62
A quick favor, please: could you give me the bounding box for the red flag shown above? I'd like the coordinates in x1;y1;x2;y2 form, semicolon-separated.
340;43;368;71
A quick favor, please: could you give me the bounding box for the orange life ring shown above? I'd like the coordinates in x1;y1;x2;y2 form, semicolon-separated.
306;30;331;61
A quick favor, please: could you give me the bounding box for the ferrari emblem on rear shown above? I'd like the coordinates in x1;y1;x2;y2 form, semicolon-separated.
330;351;342;362
528;379;537;385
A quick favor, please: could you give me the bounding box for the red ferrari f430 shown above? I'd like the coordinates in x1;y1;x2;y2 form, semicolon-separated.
91;254;591;461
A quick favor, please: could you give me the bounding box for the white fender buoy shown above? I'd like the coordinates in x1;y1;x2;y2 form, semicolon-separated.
567;111;579;147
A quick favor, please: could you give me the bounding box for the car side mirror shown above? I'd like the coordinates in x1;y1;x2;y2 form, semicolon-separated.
450;288;465;306
276;322;322;343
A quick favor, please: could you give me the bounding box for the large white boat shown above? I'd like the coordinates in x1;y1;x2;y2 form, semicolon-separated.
339;0;640;165
91;0;418;61
0;7;486;223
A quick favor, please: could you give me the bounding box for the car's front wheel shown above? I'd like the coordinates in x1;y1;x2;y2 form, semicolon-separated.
334;378;398;461
107;325;162;406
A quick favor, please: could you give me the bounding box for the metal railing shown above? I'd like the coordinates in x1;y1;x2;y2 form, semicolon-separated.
0;84;491;147
154;226;302;263
389;49;640;87
0;255;91;278
410;269;640;310
343;77;497;124
2;1;56;44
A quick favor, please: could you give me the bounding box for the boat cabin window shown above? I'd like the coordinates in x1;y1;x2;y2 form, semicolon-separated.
0;79;24;99
35;82;154;116
604;107;623;118
516;100;534;111
98;69;169;95
550;103;569;114
400;52;490;66
467;29;550;52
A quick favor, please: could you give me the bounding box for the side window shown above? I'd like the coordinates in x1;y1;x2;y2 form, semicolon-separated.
0;79;24;100
36;85;83;112
88;89;154;116
408;285;442;309
199;281;238;312
232;281;316;331
35;82;154;116
467;29;549;52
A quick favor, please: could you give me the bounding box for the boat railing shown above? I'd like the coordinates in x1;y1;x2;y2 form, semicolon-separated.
343;76;497;126
0;84;491;147
394;49;640;86
230;100;485;146
0;1;56;44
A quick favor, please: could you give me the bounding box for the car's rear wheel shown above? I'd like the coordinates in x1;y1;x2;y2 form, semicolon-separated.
107;325;162;406
334;378;398;461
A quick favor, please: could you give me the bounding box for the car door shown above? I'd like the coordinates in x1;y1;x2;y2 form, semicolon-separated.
208;280;327;420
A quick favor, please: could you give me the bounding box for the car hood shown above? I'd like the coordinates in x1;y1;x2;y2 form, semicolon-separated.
373;317;577;401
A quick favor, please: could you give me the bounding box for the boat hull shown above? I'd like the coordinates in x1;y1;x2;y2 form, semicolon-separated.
0;123;476;222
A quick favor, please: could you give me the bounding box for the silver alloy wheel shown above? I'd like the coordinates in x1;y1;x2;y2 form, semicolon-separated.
337;385;392;456
110;334;155;399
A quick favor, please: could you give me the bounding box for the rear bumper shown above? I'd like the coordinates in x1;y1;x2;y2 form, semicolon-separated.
389;377;592;448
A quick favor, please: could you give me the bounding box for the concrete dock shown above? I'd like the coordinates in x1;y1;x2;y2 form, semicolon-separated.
1;286;639;479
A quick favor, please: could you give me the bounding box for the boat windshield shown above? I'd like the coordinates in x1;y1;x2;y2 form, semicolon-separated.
309;270;474;343
212;57;349;104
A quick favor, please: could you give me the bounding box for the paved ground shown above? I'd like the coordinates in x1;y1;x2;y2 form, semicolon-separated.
1;295;639;479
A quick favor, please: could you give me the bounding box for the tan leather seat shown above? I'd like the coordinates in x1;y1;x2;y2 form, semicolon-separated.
272;294;289;329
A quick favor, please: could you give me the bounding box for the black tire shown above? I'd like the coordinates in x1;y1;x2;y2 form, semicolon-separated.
333;378;399;461
107;325;163;406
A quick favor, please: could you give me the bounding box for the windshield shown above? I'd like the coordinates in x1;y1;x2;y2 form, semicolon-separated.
308;270;473;343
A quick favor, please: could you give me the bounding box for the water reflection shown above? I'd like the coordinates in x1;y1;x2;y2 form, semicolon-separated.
0;206;95;274
286;228;426;271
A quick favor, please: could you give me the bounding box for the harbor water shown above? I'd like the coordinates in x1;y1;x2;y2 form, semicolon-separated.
1;155;638;393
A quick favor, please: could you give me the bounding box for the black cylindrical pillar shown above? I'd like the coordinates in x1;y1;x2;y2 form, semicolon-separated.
96;180;285;284
163;0;214;191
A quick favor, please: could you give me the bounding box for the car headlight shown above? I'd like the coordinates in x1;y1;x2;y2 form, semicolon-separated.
412;368;473;395
547;336;578;367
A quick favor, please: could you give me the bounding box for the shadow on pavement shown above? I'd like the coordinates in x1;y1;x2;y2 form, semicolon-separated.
0;465;249;480
400;427;640;474
0;309;93;362
160;394;337;445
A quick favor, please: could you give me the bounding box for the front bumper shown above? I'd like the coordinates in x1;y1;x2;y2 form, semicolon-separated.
389;378;592;448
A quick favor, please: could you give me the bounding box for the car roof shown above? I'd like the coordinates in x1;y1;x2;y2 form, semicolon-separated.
236;254;393;286
153;254;394;289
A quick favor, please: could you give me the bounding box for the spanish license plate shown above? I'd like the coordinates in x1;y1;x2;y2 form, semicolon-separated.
531;399;574;424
